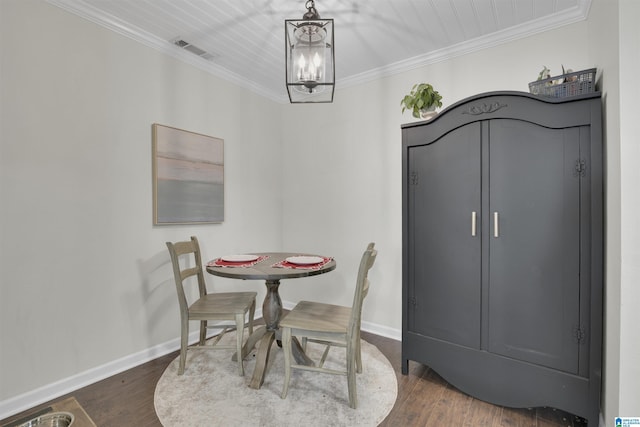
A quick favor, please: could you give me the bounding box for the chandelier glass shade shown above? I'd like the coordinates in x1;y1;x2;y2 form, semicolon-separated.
285;1;334;103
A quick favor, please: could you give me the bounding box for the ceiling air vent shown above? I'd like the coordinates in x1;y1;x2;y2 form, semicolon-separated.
171;38;216;61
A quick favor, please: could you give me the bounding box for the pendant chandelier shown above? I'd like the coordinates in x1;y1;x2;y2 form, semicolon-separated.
285;0;335;103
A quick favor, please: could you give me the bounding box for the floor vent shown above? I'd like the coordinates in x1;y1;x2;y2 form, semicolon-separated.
171;38;216;61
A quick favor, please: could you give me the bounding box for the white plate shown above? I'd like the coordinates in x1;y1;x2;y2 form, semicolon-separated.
286;256;324;265
220;254;259;262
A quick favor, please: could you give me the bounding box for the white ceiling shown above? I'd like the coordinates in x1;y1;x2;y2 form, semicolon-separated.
47;0;591;102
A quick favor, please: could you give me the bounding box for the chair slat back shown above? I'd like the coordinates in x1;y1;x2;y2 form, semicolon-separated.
349;243;377;338
166;236;208;314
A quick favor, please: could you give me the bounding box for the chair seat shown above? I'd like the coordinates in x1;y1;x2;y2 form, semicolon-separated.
280;300;351;334
189;292;257;317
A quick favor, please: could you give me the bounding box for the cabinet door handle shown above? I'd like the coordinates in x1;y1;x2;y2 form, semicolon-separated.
493;212;499;238
471;211;477;237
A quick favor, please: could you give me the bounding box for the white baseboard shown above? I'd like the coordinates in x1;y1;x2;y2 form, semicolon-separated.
361;319;402;341
0;334;182;420
0;305;400;420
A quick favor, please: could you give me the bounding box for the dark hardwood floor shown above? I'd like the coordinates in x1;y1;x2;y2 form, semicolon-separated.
2;329;586;427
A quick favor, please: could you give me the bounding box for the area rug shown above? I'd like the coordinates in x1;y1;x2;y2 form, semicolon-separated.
154;332;397;426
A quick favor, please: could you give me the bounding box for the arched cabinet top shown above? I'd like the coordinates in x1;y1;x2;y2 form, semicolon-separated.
401;91;602;144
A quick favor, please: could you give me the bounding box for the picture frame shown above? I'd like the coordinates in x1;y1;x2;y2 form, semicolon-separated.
152;123;224;225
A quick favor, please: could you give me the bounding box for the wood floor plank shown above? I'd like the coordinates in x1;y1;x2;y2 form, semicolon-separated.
380;366;447;426
538;418;565;427
423;381;473;426
462;396;502;427
498;406;537;427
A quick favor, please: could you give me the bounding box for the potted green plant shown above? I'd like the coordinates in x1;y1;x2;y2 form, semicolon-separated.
400;83;443;119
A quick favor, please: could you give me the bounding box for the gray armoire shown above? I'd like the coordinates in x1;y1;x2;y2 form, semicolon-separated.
401;91;602;425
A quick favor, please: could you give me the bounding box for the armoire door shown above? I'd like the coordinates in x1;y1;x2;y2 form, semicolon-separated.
487;119;582;373
407;122;482;349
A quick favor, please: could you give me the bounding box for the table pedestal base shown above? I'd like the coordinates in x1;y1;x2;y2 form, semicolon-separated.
243;326;314;389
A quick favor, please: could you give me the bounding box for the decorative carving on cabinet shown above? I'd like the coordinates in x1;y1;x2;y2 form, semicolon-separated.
462;102;508;115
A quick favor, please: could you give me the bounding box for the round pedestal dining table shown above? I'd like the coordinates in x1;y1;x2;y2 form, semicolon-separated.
206;252;336;389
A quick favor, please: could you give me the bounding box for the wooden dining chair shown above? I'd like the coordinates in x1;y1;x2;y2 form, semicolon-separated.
280;243;377;408
166;236;257;376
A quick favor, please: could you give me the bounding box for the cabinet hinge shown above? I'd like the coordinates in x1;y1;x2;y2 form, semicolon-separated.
410;171;419;186
573;325;586;344
574;159;587;177
409;296;417;306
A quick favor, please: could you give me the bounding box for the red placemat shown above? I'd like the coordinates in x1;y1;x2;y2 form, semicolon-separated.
272;256;333;270
207;255;269;268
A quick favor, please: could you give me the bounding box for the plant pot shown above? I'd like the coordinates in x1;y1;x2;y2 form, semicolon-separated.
420;106;438;120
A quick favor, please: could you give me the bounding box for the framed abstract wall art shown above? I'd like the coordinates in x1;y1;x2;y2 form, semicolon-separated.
152;124;224;224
